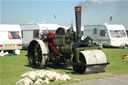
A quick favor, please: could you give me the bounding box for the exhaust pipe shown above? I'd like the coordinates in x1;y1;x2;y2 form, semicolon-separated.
75;6;82;41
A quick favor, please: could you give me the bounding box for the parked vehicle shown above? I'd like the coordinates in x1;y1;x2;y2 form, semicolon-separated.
26;6;109;74
82;24;128;47
0;24;22;54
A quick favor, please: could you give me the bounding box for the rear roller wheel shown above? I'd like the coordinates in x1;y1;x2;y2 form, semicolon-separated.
28;42;46;68
73;54;86;74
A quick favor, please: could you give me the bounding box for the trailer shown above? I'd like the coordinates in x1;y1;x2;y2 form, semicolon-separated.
82;24;128;47
20;24;66;49
0;24;22;54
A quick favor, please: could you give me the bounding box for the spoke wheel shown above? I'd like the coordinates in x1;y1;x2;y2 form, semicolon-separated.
28;42;46;68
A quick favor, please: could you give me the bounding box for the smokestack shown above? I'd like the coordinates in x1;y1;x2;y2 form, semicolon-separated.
75;6;82;41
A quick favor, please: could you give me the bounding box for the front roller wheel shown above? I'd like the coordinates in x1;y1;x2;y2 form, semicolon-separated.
72;54;87;74
28;42;46;68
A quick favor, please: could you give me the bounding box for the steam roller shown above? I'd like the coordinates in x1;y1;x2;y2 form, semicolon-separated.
77;50;108;73
27;6;109;74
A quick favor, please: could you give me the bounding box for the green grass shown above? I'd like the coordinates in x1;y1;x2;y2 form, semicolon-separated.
103;48;128;74
0;48;128;85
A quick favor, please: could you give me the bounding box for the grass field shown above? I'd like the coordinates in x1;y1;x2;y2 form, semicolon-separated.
0;48;128;85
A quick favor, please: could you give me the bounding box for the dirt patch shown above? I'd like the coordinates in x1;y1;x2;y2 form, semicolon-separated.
122;55;128;60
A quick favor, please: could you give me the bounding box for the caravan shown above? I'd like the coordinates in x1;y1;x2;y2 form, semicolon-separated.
0;24;22;53
82;24;128;47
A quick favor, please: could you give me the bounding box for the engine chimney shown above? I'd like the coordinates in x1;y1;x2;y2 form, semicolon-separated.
75;6;82;41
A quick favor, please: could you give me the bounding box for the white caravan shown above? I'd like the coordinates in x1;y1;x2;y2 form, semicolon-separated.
0;24;22;53
20;24;66;49
82;24;128;47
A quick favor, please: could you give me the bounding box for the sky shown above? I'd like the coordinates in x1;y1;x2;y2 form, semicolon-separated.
1;0;128;29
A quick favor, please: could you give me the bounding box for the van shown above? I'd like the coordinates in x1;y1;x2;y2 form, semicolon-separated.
82;24;128;47
0;24;22;53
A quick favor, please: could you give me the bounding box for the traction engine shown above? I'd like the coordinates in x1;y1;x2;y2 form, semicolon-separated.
27;6;109;74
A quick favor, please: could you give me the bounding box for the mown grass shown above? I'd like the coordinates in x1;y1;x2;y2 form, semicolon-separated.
103;48;128;74
0;48;128;85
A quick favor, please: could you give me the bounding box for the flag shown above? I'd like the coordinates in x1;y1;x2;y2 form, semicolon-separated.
110;15;112;22
53;14;56;19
